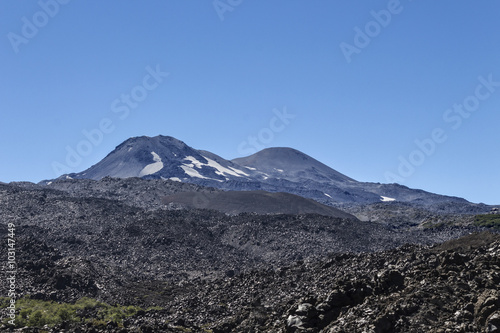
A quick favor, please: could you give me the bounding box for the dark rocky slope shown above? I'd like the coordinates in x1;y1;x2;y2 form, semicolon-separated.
162;190;357;219
1;180;496;332
31;177;217;211
1;227;498;332
33;177;495;229
1;181;465;290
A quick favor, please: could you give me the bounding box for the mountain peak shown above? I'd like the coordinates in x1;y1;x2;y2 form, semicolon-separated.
74;135;198;180
71;135;255;183
117;135;188;149
60;135;471;206
232;147;355;183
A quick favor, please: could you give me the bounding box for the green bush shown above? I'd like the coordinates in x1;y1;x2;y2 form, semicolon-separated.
57;307;72;322
1;296;160;328
27;310;45;327
474;214;500;229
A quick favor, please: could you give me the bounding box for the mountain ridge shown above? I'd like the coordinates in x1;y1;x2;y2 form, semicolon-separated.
45;135;490;212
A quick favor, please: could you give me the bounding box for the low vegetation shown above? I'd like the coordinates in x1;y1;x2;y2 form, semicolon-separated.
474;214;500;229
0;296;160;328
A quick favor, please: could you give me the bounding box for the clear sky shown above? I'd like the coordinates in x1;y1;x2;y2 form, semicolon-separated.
1;1;499;204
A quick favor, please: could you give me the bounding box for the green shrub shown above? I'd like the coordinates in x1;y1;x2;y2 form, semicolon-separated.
74;297;100;309
474;214;500;229
28;310;45;327
1;296;160;328
57;307;72;322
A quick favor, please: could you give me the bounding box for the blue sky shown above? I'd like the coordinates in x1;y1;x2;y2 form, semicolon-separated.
1;1;499;204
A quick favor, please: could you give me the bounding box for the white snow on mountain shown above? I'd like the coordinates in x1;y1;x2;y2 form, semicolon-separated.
169;177;182;182
180;164;210;179
182;156;249;178
139;152;164;177
207;158;249;177
184;156;205;169
380;196;396;202
228;166;250;177
324;193;332;198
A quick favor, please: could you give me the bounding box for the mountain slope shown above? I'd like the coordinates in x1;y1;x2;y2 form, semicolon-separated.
51;135;490;211
162;190;357;219
69;135;257;183
232;147;355;183
35;177;356;219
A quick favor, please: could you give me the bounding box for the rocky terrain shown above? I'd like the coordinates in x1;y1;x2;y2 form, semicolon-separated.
31;177;354;219
1;221;498;332
1;180;471;286
1;178;498;332
339;201;484;229
35;177;495;231
34;177;215;211
162;190;356;219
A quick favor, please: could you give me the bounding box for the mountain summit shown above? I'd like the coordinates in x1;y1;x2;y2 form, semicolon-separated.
61;135;470;207
73;135;255;183
232;147;355;184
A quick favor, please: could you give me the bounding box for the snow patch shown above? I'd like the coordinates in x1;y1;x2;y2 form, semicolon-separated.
380;196;396;202
181;164;223;182
180;162;228;182
202;156;247;177
324;193;332;199
139;152;164;177
228;166;249;177
169;177;182;182
244;166;257;170
181;164;209;179
274;168;284;173
184;156;205;169
47;181;52;185
182;156;248;178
